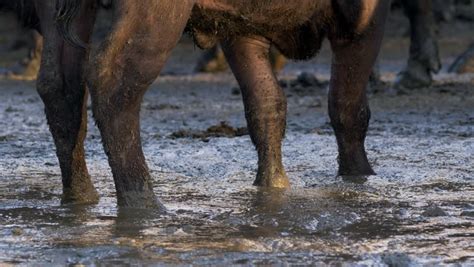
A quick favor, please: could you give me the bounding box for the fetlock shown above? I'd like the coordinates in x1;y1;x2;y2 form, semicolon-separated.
62;176;99;205
393;60;433;90
254;164;290;189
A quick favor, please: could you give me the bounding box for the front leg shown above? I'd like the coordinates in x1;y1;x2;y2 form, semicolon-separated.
88;0;194;208
222;37;289;188
329;1;391;176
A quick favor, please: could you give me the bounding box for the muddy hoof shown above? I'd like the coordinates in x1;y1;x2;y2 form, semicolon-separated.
341;175;369;184
61;186;100;205
392;62;433;91
254;171;290;189
338;151;375;178
338;166;375;178
117;190;166;211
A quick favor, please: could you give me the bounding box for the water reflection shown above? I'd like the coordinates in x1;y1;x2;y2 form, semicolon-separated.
114;207;163;238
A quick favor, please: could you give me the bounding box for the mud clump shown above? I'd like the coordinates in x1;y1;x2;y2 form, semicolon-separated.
0;135;14;142
11;227;23;236
460;204;474;217
461;210;474;217
171;121;248;141
422;205;448;217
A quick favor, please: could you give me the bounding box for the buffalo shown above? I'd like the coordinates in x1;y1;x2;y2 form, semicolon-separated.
0;0;41;78
48;0;391;208
25;0;393;208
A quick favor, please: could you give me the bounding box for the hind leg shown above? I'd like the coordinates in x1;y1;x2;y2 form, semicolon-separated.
88;0;194;207
395;0;441;90
21;31;43;79
222;36;289;188
195;45;228;73
329;1;391;176
449;43;474;74
34;0;98;204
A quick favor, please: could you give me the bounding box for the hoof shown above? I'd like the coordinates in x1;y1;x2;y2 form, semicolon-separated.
393;62;433;91
253;171;290;189
338;167;375;178
338;157;375;178
117;190;166;211
340;175;370;184
61;186;100;205
338;149;375;179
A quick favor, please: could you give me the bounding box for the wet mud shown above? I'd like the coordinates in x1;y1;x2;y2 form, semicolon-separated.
171;121;248;141
1;70;473;265
0;9;473;267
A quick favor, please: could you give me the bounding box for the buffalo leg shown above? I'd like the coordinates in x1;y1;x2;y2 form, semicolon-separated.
196;45;286;74
21;30;43;79
222;37;289;188
433;0;455;22
449;43;474;74
0;30;42;79
34;0;98;204
329;2;390;176
395;0;441;90
88;0;194;208
195;45;228;73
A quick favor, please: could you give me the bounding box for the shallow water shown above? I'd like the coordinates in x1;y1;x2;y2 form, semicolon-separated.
0;72;473;265
1;10;473;264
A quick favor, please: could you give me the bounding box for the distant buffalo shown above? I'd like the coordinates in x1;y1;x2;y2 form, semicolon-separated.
0;0;41;78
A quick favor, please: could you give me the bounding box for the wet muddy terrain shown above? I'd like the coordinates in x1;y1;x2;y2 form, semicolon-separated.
0;10;473;266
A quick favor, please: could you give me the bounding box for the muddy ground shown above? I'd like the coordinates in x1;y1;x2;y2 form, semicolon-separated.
0;8;473;266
